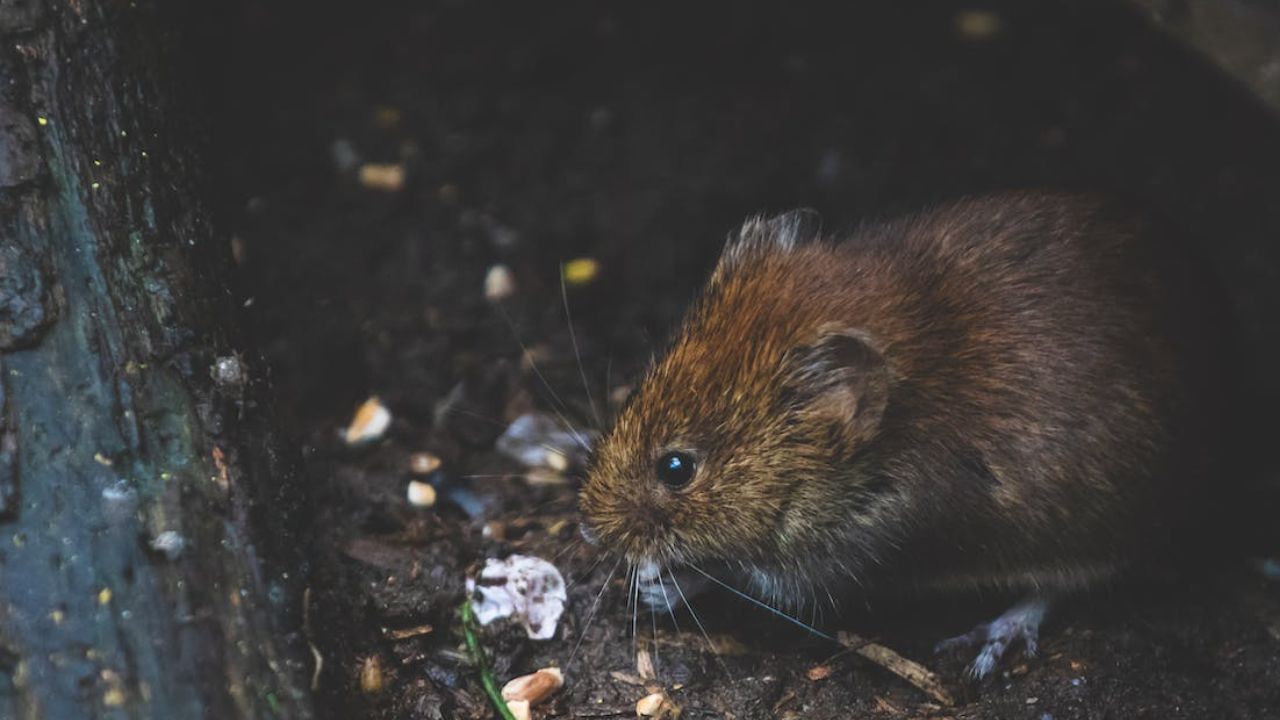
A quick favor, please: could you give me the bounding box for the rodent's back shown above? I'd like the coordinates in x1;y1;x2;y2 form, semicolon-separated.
831;194;1217;589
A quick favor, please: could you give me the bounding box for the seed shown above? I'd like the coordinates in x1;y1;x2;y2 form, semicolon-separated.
406;481;437;508
409;452;442;475
484;264;517;303
501;667;564;705
344;397;391;445
359;656;384;694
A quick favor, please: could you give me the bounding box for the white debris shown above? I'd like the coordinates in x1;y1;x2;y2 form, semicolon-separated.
484;264;517;303
465;555;566;640
495;413;593;471
150;531;186;560
406;480;437;508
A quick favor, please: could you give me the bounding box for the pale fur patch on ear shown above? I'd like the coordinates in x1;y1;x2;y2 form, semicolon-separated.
716;208;823;274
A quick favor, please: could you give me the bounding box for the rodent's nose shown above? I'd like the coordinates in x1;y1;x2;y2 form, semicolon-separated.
578;522;600;546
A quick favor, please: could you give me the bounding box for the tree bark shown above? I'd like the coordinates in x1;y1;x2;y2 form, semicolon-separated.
0;0;313;717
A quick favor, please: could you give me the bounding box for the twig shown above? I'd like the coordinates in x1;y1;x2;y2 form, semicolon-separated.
303;587;324;691
838;631;954;706
384;623;434;641
461;600;518;720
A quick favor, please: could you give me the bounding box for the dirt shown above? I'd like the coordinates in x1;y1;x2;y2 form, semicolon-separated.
186;0;1280;718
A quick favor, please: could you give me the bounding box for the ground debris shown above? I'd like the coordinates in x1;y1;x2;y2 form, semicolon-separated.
383;624;434;641
501;667;564;706
466;555;567;640
635;690;681;718
344;396;391;446
838;631;954;707
496;412;594;471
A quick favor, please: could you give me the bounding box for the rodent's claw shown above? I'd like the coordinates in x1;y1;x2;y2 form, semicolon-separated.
935;598;1049;680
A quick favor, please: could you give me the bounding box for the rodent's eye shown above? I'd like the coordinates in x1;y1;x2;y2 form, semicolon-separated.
655;451;696;488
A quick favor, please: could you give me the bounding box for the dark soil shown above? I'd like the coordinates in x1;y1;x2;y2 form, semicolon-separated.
188;1;1280;717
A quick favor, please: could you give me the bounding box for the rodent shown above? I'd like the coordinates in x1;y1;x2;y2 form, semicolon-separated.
578;191;1229;672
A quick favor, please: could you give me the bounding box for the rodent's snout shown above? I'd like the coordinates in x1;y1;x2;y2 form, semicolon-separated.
578;467;681;565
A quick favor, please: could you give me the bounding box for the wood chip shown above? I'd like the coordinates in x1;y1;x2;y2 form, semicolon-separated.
838;631;954;706
871;696;902;714
358;163;405;191
806;664;834;681
383;624;433;640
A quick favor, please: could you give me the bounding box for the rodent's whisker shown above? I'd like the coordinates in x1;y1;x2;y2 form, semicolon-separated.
630;563;640;663
549;535;585;565
566;555;623;674
649;593;660;675
656;567;681;635
668;567;730;676
560;265;605;430
562;547;606;593
688;563;837;643
494;304;594;452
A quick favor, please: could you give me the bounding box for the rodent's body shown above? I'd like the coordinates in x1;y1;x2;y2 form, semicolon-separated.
581;192;1224;615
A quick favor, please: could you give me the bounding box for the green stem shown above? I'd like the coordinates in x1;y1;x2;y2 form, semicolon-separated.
461;600;519;720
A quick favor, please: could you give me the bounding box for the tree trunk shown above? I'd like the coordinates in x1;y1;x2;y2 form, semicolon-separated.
0;0;313;717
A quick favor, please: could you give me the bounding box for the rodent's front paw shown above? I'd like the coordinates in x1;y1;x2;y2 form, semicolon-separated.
935;597;1049;679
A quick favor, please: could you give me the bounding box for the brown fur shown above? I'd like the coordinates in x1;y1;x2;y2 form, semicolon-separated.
580;192;1225;606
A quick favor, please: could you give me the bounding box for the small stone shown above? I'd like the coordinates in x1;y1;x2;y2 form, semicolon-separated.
409;452;442;475
212;354;248;386
484;264;517;303
406;480;437;508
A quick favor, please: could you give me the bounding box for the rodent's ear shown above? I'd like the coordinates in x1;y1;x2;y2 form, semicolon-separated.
785;326;889;448
716;209;823;275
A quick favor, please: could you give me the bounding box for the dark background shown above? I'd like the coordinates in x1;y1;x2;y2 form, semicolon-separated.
179;1;1280;717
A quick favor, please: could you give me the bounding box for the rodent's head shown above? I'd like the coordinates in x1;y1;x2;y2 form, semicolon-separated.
580;212;891;575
